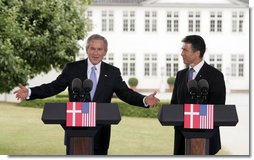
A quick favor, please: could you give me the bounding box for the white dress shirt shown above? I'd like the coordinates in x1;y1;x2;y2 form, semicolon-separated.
189;59;205;80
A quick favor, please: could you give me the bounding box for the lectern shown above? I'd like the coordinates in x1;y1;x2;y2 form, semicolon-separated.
158;104;238;155
41;103;121;155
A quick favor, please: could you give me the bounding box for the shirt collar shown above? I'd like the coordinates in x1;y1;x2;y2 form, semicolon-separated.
189;59;205;73
87;58;101;72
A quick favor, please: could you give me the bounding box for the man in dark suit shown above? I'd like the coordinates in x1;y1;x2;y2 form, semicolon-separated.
171;35;226;155
14;34;160;155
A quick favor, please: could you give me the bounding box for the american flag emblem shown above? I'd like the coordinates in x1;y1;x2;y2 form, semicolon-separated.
66;102;96;127
184;104;214;129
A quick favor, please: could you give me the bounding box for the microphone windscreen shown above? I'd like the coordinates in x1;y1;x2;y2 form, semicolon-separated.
198;79;209;90
83;79;93;92
72;78;82;93
187;80;198;92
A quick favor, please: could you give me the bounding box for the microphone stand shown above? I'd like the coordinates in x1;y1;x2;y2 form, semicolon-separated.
73;91;81;102
81;89;91;102
190;92;198;104
196;90;202;104
189;88;200;104
82;93;91;102
200;90;208;104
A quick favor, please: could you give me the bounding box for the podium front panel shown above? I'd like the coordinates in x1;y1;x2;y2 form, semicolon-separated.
41;103;121;125
158;104;238;127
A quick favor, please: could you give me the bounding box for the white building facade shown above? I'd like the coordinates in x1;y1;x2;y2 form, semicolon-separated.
78;0;249;93
0;0;249;102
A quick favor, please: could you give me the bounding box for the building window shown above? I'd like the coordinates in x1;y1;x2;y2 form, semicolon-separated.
103;53;114;66
232;11;244;32
188;11;201;32
209;54;222;72
122;53;136;76
145;11;157;32
86;10;93;31
210;11;222;32
166;54;179;77
166;11;179;32
123;11;135;32
231;54;244;77
101;10;114;32
144;54;157;76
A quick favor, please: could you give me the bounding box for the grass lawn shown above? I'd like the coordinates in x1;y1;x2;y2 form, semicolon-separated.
0;102;65;155
0;102;229;155
109;116;173;155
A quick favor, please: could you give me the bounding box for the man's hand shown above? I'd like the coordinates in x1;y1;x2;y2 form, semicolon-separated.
145;91;160;108
14;83;28;100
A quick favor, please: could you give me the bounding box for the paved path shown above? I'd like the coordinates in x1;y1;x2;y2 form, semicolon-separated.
221;93;249;155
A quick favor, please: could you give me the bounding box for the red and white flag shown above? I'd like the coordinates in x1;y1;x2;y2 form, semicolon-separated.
184;104;214;129
66;102;96;127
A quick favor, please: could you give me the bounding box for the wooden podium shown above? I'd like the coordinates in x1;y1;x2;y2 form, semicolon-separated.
41;103;121;155
158;104;238;155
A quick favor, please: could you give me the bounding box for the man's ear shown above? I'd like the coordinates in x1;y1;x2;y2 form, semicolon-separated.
103;50;107;57
195;50;201;58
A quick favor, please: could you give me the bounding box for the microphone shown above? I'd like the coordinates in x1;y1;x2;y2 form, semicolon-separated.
72;78;82;101
198;79;209;103
83;79;93;102
187;80;198;103
83;79;93;92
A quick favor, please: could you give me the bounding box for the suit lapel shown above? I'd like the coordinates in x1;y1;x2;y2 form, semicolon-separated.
92;62;107;101
173;68;189;104
183;68;189;102
83;59;88;79
194;62;208;81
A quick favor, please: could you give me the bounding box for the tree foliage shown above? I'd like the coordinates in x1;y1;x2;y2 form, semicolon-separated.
0;0;91;93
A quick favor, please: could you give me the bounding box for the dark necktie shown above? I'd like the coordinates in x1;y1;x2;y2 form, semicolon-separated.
188;68;195;80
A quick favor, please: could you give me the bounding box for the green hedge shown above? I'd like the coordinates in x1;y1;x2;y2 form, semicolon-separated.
18;97;170;118
18;97;68;108
113;99;169;118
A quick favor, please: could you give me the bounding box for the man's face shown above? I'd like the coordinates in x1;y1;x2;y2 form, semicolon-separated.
181;43;200;66
86;39;107;65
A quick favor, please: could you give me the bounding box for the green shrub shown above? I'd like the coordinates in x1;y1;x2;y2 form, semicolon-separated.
18;97;170;118
128;77;138;87
55;91;68;98
167;77;176;85
112;99;169;118
18;97;68;108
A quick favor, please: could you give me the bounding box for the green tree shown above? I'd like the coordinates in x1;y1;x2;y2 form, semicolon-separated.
0;0;91;93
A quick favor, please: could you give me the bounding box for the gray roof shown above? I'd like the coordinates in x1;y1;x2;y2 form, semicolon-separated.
92;0;146;5
91;0;248;8
238;0;248;4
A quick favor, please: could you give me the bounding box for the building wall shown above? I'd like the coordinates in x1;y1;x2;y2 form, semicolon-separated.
79;4;249;92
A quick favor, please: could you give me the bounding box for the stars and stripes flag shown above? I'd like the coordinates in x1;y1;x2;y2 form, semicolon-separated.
66;102;96;127
184;104;214;129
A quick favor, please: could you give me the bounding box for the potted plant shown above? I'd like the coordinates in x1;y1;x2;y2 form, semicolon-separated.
128;77;138;90
167;77;176;92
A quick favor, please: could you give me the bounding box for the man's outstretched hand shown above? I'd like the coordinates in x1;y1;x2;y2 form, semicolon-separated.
145;91;160;108
14;83;28;100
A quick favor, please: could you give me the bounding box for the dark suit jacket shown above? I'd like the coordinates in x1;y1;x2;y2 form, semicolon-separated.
29;59;147;151
171;62;226;155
